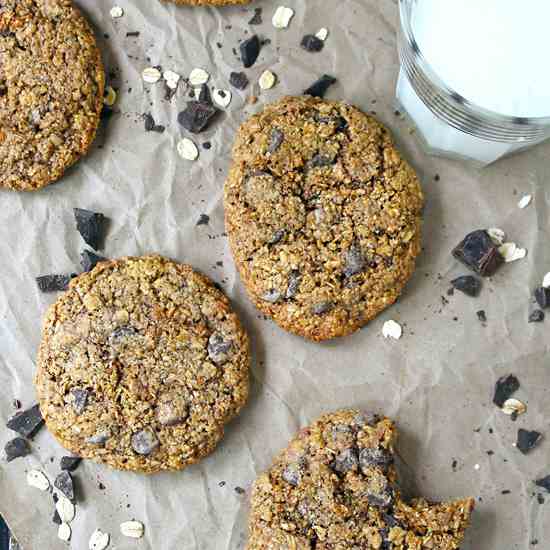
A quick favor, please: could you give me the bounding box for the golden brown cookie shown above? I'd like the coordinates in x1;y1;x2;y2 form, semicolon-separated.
35;255;250;473
247;409;475;549
224;96;424;341
0;0;104;191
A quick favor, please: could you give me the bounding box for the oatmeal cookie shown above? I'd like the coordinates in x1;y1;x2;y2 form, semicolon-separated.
35;255;250;473
0;0;104;191
247;409;474;549
224;96;423;341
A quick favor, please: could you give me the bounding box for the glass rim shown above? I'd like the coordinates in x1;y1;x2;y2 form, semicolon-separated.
399;0;550;127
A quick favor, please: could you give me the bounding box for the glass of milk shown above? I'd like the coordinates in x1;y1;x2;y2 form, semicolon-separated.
396;0;550;165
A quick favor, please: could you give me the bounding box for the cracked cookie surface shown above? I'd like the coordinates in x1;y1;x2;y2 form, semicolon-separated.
224;96;424;341
247;409;474;550
0;0;104;191
35;255;250;473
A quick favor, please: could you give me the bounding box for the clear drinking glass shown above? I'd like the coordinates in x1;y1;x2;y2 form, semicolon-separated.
396;0;550;165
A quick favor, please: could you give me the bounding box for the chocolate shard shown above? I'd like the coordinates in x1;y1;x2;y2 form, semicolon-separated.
197;83;212;105
196;213;210;226
267;128;284;153
450;275;482;297
36;274;75;293
301;34;325;52
240;34;260;68
80;250;106;272
529;309;545;323
535;475;550;492
178;101;219;134
54;471;75;502
452;230;503;276
5;437;31;462
534;287;550;309
516;429;543;454
60;456;82;472
229;71;249;90
74;208;107;250
144;113;165;133
52;508;62;525
6;404;44;438
493;374;520;407
131;428;159;455
249;7;262;25
304;74;337;98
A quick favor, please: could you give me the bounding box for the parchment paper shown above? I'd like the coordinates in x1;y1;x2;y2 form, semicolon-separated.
1;1;549;548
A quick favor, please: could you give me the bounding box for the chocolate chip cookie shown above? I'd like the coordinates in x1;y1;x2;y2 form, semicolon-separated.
0;0;104;191
247;409;474;549
35;255;250;473
224;96;424;341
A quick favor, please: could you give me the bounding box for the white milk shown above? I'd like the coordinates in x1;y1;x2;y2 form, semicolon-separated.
396;0;550;164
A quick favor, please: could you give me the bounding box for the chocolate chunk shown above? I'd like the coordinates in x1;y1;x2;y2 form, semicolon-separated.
267;128;284;153
343;244;365;278
6;404;44;438
286;270;301;299
269;229;286;245
178;101;219;134
516;429;542;454
301;34;325;52
249;7;262;25
157;394;188;427
534;287;550;309
450;275;482;297
529;309;545;323
333;448;359;473
309;153;335;168
240;34;260;68
311;301;333;315
196;213;210;226
71;388;89;415
367;486;394;508
52;508;62;525
359;447;393;471
197;83;212;105
131;429;159;455
144;113;165;133
282;465;301;486
493;374;520;407
74;208;107;250
54;471;75;501
36;274;75;293
353;412;379;427
110;325;138;342
477;310;487;323
304;75;337;98
535;475;550;492
60;456;82;472
85;431;109;446
80;250;106;272
452;230;503;276
229;71;249;90
261;289;282;303
208;332;232;365
5;437;31;462
234;486;245;495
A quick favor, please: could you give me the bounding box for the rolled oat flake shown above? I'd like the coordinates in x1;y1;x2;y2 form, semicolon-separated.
177;138;199;161
89;529;110;550
142;67;162;84
27;469;50;491
259;70;277;90
120;520;145;539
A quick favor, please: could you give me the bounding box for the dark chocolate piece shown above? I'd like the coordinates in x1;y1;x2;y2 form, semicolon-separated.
60;456;82;472
196;213;210;226
197;83;212;105
534;287;550;309
249;8;262;25
529;309;545;323
477;310;487;323
144;113;165;133
229;71;249;90
71;388;89;415
54;471;75;501
493;374;520;407
301;34;324;52
131;429;159;455
5;437;31;462
36;274;75;293
452;230;503;276
178;101;219;134
74;208;107;250
267;128;284;153
6;404;44;438
52;508;62;525
240;35;260;68
450;275;482;297
80;250;106;272
535;475;550;492
304;75;337;98
517;429;542;454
